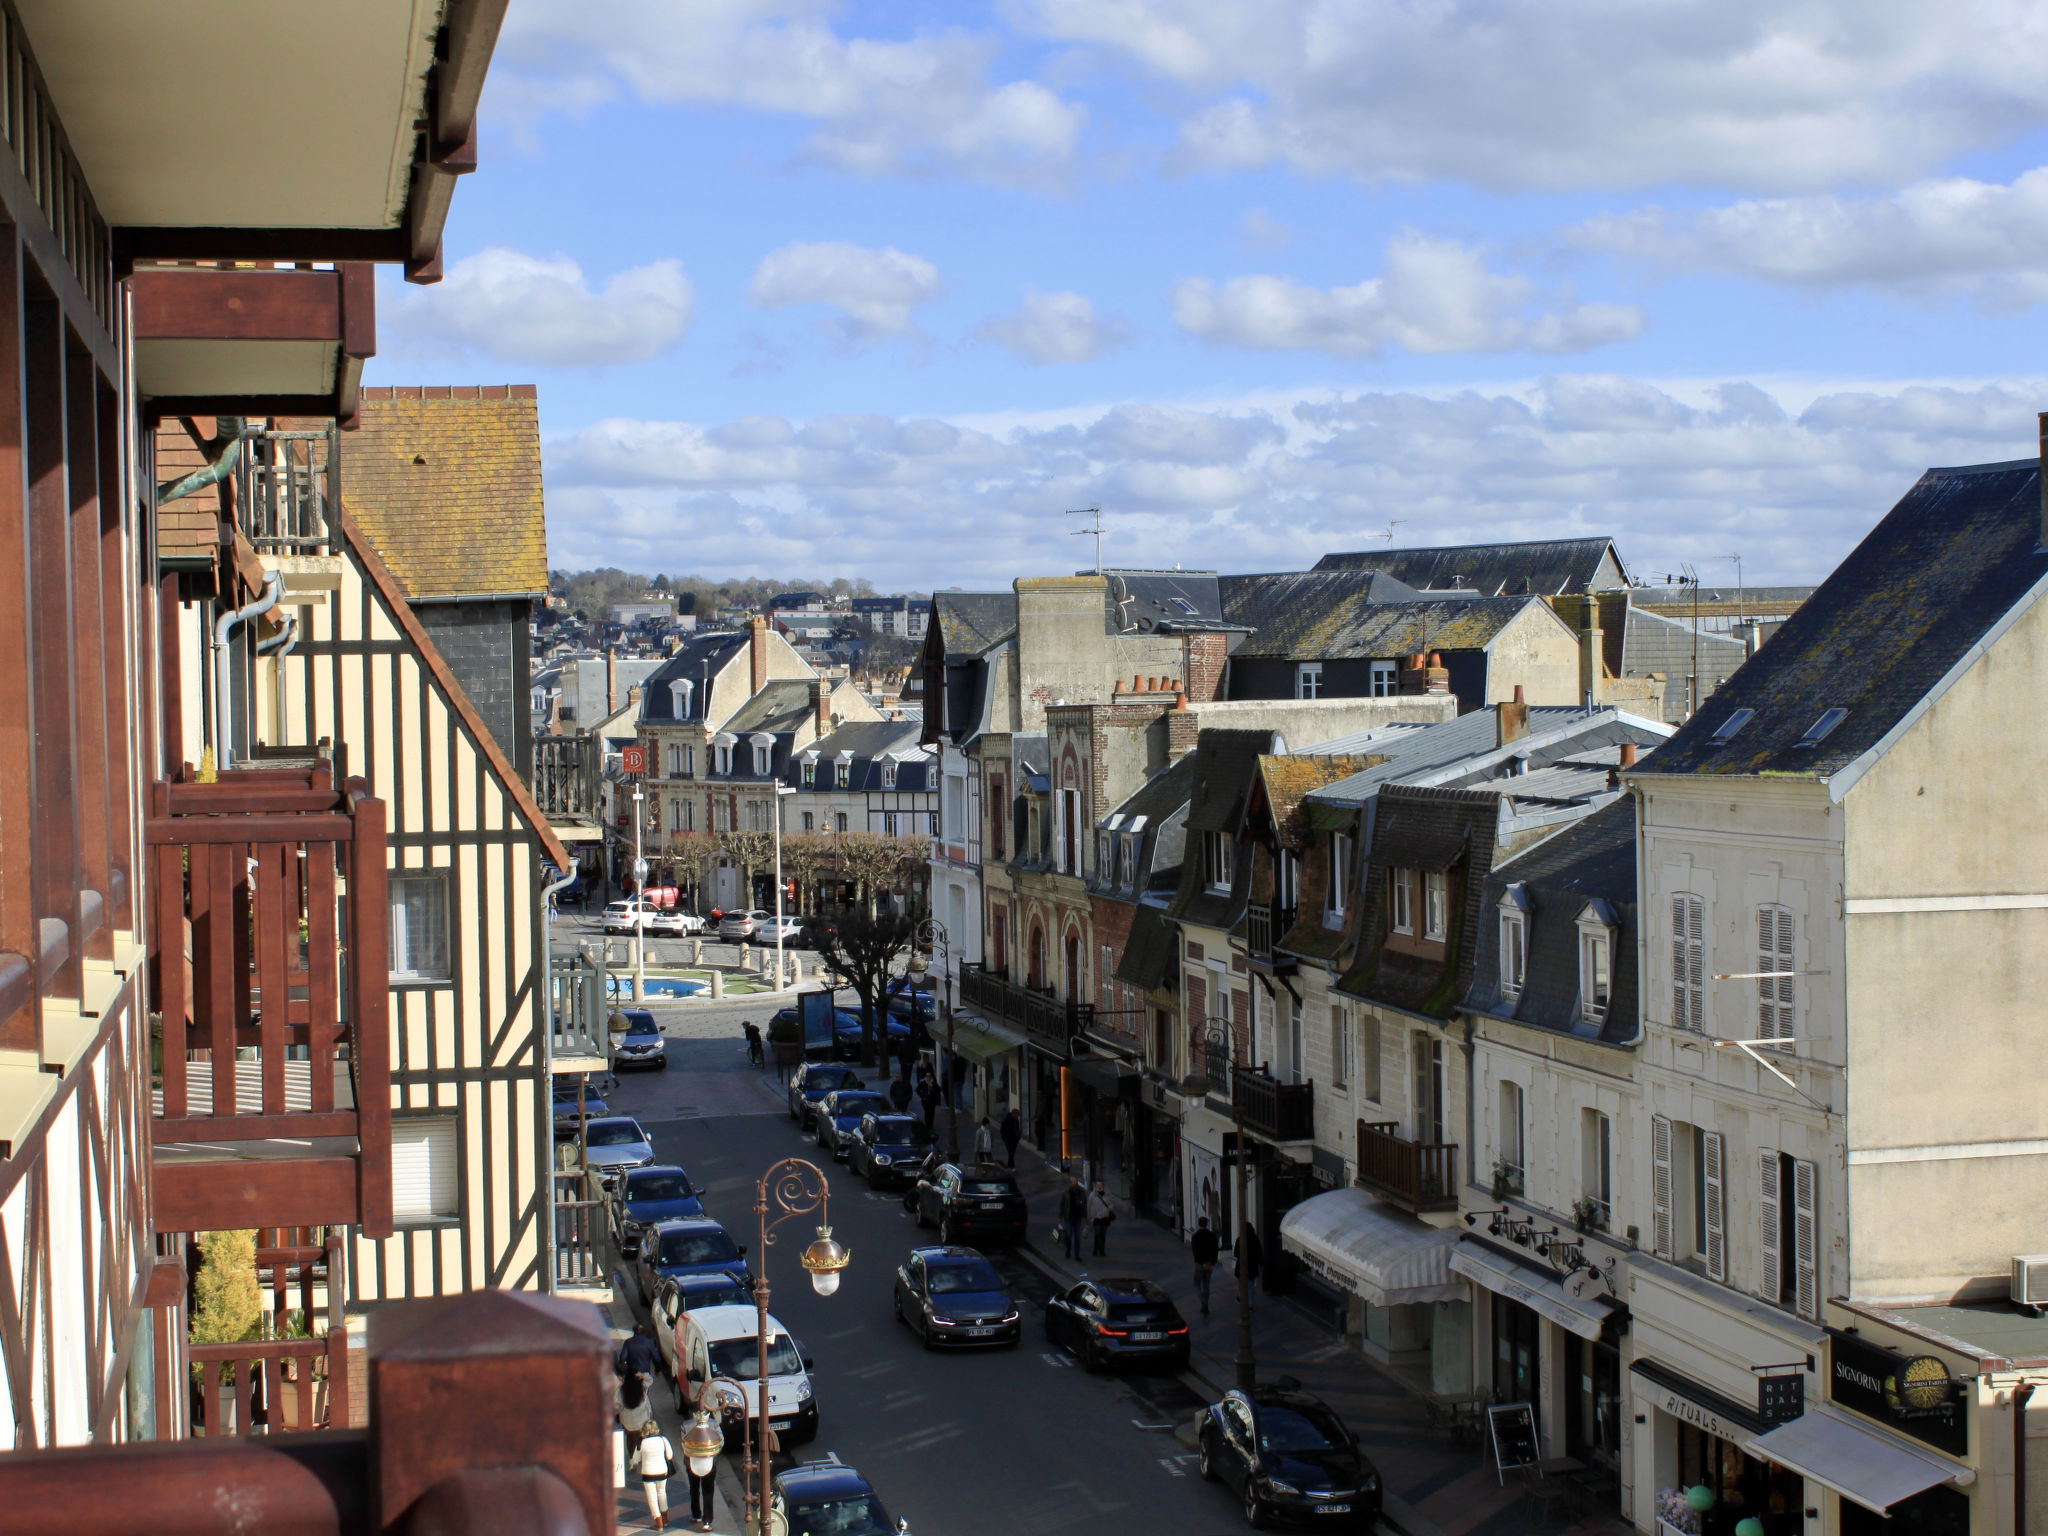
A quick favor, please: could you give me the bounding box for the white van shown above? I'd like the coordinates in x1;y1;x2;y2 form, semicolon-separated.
677;1303;818;1446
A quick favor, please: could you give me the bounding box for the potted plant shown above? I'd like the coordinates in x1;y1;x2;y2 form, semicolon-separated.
767;1014;802;1065
1490;1159;1523;1201
1572;1196;1606;1234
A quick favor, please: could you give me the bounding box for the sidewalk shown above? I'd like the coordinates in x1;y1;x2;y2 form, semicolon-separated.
604;1276;744;1535
957;1108;1630;1536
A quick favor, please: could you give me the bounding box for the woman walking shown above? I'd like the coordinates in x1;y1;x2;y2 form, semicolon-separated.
637;1421;676;1531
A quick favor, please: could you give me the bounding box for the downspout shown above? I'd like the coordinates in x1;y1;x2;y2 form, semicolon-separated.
255;612;297;657
2018;1381;2035;1536
212;570;282;769
540;864;578;1295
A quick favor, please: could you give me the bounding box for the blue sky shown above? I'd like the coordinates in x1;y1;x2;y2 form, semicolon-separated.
374;0;2048;590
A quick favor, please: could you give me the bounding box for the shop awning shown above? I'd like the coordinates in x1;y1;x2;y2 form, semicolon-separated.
1741;1406;1972;1514
944;1017;1026;1063
1448;1237;1618;1341
1068;1052;1139;1098
1280;1188;1462;1308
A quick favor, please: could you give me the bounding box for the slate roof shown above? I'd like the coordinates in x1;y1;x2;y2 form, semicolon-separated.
723;679;818;736
339;386;548;600
1312;537;1628;596
1104;569;1226;632
1169;730;1274;930
1644;458;2048;781
1252;755;1380;848
638;633;750;723
930;592;1017;657
1220;572;1542;658
1115;904;1178;991
790;719;930;792
1307;707;1668;807
1467;799;1638;1044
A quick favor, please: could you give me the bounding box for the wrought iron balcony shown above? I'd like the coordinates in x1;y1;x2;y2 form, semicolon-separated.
1244;903;1297;966
1356;1118;1460;1214
1233;1064;1314;1141
958;963;1091;1055
533;734;602;820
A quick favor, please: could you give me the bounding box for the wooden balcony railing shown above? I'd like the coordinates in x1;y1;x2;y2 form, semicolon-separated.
1233;1065;1314;1141
554;1169;607;1290
148;763;391;1238
533;734;602;819
959;963;1090;1055
1245;903;1296;963
549;950;610;1068
191;1228;352;1436
1356;1119;1460;1213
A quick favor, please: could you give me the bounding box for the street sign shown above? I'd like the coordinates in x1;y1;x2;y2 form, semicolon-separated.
621;744;646;775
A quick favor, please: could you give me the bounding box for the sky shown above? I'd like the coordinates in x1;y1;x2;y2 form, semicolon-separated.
372;0;2048;591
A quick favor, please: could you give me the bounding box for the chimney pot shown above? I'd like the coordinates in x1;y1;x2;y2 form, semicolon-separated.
1513;684;1524;705
1620;742;1637;768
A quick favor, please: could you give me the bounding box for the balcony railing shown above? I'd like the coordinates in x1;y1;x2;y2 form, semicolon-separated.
239;425;336;555
533;734;602;820
959;963;1091;1055
147;763;391;1238
1233;1065;1314;1141
192;1230;350;1437
549;949;610;1069
1245;903;1297;964
1356;1119;1460;1213
554;1168;607;1290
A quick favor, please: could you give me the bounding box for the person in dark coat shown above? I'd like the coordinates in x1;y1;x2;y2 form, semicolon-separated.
915;1071;939;1132
897;1035;917;1082
1060;1177;1087;1262
887;1074;913;1114
1237;1223;1263;1308
1190;1217;1220;1315
999;1108;1021;1168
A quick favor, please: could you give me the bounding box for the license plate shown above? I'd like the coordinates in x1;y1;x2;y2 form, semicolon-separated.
965;1327;997;1337
981;1201;1004;1210
1316;1506;1350;1515
770;1418;792;1430
1131;1331;1163;1341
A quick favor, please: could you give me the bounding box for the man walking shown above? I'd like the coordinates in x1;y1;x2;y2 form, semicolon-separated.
999;1107;1021;1168
1060;1176;1087;1262
616;1322;661;1393
742;1018;763;1068
1086;1180;1114;1258
974;1116;994;1162
916;1069;939;1133
1190;1216;1220;1316
1237;1222;1263;1309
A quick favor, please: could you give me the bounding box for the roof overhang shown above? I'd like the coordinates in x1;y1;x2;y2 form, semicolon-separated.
132;264;375;425
20;0;506;284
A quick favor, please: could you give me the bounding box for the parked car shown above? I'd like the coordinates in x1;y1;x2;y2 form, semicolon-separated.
892;1246;1020;1349
771;1458;905;1536
579;1116;657;1188
551;1089;608;1137
846;1114;932;1188
633;1216;751;1306
609;1164;704;1256
1043;1277;1190;1373
677;1303;817;1445
908;1162;1028;1247
812;1089;892;1159
831;1009;910;1061
768;1004;866;1054
720;908;772;940
602;899;657;934
611;1010;668;1072
651;1272;753;1383
754;913;806;945
883;978;936;1020
786;1063;865;1130
1196;1384;1381;1529
646;908;707;936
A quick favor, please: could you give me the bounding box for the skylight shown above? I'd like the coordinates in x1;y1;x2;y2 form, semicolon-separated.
1169;597;1198;614
1709;708;1754;743
1797;708;1848;746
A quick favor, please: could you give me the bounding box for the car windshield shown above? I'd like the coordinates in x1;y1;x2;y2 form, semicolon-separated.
683;1280;747;1309
928;1261;1004;1295
833;1096;887;1120
782;1495;894;1536
805;1069;854;1090
625;1017;659;1037
658;1229;740;1267
1108;1302;1169;1323
707;1334;802;1379
960;1177;1016;1196
874;1122;929;1148
1258;1405;1347;1452
628;1173;693;1201
587;1124;644;1147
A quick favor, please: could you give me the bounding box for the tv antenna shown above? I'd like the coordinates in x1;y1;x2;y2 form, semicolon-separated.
1067;507;1107;574
1375;518;1408;544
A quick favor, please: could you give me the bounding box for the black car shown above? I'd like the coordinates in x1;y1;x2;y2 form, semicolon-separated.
786;1063;865;1130
813;1090;892;1159
892;1246;1020;1349
909;1162;1028;1247
1044;1277;1190;1372
771;1457;905;1536
847;1114;932;1187
1197;1384;1380;1529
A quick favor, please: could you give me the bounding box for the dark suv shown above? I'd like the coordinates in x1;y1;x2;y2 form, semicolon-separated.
847;1114;931;1187
771;1458;905;1536
1044;1277;1190;1372
908;1162;1027;1247
786;1063;864;1131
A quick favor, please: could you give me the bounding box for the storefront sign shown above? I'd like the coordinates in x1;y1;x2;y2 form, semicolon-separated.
1827;1332;1966;1457
1757;1372;1806;1425
1629;1358;1771;1442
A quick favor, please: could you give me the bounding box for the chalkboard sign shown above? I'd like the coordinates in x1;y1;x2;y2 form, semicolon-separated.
1488;1402;1540;1483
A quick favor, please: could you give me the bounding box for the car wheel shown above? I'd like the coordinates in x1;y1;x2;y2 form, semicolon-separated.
1197;1431;1219;1483
1243;1482;1270;1529
656;1058;668;1071
893;1291;905;1325
915;1199;932;1231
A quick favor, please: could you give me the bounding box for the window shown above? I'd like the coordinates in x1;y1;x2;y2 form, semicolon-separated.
1413;1032;1444;1143
1331;1003;1349;1088
1796;708;1848;746
392;1115;459;1224
1671;893;1706;1031
1369;660;1397;698
1059;789;1080;873
667;744;684;777
1500;910;1526;996
1360;1014;1381;1101
1099;945;1115;1013
836;812;848;833
1390;868;1413;934
883;812;899;836
1580;929;1611;1021
802;757;816;786
1275;849;1299;913
1651;1114;1674;1257
942;775;964;839
1497;1080;1524;1185
680;744;694;777
714;742;733;775
1203;831;1234;893
389;874;450;981
1116;835;1134;889
1295;662;1323;700
835;759;851;789
669;679;693;719
928;811;939;836
1697;1127;1728;1282
676;799;694;832
1756;905;1795;1046
1423;871;1448;940
881;762;897;790
1287;996;1304;1084
1759;1150;1819;1316
1582;1110;1612;1226
988;776;1006;858
711;798;732;832
753;742;772;775
802;812;814;831
1325;833;1353;926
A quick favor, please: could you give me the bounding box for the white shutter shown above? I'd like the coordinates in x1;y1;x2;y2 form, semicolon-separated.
1702;1130;1727;1281
1757;906;1795;1045
1758;1148;1782;1302
1793;1158;1819;1319
1651;1114;1674;1258
1671;896;1689;1029
392;1116;459;1222
1685;896;1706;1030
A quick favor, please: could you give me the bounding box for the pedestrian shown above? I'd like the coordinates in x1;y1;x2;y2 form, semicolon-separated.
999;1107;1021;1168
887;1073;912;1113
637;1421;676;1531
897;1035;916;1082
1190;1216;1220;1316
1086;1180;1114;1257
916;1071;939;1133
974;1116;994;1162
1237;1222;1263;1308
950;1052;969;1110
684;1450;717;1532
615;1370;654;1439
1060;1177;1087;1262
742;1018;763;1068
616;1322;661;1390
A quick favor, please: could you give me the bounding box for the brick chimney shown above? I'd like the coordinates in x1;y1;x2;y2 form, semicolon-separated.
749;615;770;696
1496;684;1528;748
1424;652;1450;694
810;676;832;737
605;647;618;714
1166;703;1200;761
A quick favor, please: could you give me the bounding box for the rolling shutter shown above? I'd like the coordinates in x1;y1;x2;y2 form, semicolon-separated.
393;1116;459;1223
1758;1148;1781;1302
1793;1158;1818;1319
1702;1130;1727;1281
1651;1114;1674;1258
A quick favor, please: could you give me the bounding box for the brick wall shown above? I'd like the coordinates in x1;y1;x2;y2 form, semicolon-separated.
1182;632;1227;702
414;598;531;774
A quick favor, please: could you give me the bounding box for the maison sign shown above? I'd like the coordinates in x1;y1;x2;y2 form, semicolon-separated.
1828;1331;1966;1457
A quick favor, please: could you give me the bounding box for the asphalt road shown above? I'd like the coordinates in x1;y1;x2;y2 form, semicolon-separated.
600;1007;1253;1536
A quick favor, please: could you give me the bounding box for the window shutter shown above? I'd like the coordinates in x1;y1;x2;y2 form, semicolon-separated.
1702;1130;1727;1281
1686;896;1705;1030
392;1116;458;1222
1758;1148;1781;1301
1793;1158;1819;1319
1651;1114;1674;1258
1186;975;1207;1042
1756;906;1795;1044
1671;896;1688;1028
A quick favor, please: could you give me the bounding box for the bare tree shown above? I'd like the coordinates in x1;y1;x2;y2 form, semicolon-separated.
808;912;916;1066
780;832;833;914
716;830;776;908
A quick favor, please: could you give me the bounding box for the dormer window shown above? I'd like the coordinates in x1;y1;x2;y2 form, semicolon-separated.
881;763;897;790
753;742;772;775
670;679;694;719
836;755;852;789
1576;899;1618;1023
1202;831;1234;894
714;742;733;776
1422;871;1448;940
1498;885;1531;998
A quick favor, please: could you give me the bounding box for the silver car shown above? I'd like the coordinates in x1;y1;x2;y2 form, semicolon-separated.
719;908;770;940
580;1115;656;1188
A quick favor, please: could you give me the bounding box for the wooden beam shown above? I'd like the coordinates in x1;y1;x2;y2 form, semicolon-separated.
111;227;408;271
152;1155;360;1233
151;1111;357;1145
131;268;341;343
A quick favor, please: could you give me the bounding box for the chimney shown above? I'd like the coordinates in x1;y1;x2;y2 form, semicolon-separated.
1578;593;1604;709
1496;689;1529;748
1425;652;1450;694
1166;705;1200;761
605;647;618;714
626;684;642;708
749;614;770;696
810;676;831;737
1619;742;1637;768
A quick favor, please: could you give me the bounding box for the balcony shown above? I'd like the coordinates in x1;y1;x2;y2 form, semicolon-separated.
533;735;602;822
959;963;1091;1056
1233;1065;1314;1142
191;1230;351;1436
549;950;610;1074
1245;903;1297;970
147;763;392;1239
1356;1119;1460;1214
239;425;337;557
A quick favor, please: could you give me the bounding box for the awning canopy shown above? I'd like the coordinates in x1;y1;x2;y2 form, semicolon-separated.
1448;1237;1618;1341
945;1016;1025;1063
1280;1188;1462;1308
1742;1406;1972;1514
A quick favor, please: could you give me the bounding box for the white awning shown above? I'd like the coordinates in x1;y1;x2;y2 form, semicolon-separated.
1448;1238;1617;1341
1279;1188;1462;1308
1742;1406;1972;1514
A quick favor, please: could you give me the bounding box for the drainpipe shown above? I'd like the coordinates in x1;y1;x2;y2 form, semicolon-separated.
256;612;297;658
212;570;282;769
2018;1381;2035;1536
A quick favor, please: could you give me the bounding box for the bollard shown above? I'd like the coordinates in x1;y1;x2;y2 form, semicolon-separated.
738;941;750;973
710;970;724;999
690;937;702;966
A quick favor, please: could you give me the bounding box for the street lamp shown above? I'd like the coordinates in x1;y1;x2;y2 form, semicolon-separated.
681;1405;725;1477
1196;1018;1258;1393
748;1157;850;1532
911;918;957;1160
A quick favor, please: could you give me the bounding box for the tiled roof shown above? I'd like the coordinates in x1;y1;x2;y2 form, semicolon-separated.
154;416;225;567
931;592;1017;656
339;386;547;601
1220;572;1541;658
1311;536;1628;596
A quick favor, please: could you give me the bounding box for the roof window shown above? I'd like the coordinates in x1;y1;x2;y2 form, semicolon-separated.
1709;708;1754;743
1796;708;1848;746
1169;597;1198;614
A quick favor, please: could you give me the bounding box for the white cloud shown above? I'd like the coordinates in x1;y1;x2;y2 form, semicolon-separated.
975;288;1131;364
1017;0;2048;193
387;247;692;367
1171;233;1645;357
492;0;1083;183
542;376;2047;588
749;242;942;341
1575;167;2048;308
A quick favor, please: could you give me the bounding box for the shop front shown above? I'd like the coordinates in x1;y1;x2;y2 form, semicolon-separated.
1631;1358;1805;1536
944;1013;1027;1126
1128;1075;1185;1224
1068;1049;1139;1196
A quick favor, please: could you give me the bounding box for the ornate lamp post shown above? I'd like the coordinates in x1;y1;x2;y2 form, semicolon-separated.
910;917;958;1160
1195;1018;1257;1392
